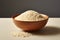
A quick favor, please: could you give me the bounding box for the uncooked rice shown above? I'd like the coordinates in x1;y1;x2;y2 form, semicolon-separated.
11;31;32;38
15;10;45;21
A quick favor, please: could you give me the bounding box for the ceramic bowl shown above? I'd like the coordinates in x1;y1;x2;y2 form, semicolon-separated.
12;14;49;31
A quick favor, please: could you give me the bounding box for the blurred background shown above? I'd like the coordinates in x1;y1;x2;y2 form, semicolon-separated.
0;0;60;17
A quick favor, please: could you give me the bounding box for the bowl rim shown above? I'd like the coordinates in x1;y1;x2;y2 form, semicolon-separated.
12;13;49;22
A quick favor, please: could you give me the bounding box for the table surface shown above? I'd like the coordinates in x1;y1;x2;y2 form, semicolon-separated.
0;18;60;40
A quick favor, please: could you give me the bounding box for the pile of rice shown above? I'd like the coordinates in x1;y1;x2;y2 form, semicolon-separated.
11;31;32;38
15;10;45;21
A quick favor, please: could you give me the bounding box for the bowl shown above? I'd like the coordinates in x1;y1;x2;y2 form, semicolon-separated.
12;14;49;31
